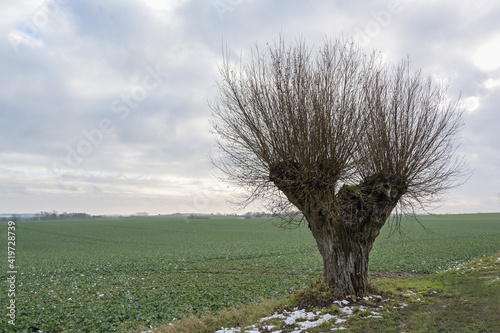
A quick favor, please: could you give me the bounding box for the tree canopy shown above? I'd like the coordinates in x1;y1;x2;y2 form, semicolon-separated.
210;37;466;221
209;36;468;295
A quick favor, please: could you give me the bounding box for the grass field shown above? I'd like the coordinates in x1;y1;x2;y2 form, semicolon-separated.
1;213;499;332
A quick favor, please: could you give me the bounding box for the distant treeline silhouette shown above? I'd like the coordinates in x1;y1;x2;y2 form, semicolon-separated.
35;211;91;220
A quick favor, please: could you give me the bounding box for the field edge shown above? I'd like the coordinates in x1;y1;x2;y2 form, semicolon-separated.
133;251;500;333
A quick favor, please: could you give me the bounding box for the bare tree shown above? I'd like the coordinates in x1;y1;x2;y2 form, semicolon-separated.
209;37;467;296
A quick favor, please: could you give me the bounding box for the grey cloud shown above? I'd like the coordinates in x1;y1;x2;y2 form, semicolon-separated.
1;0;499;214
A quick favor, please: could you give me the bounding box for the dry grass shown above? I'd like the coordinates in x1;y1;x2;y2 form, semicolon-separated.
131;297;293;333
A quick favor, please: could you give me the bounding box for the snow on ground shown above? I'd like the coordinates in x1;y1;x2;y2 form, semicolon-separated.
214;294;402;333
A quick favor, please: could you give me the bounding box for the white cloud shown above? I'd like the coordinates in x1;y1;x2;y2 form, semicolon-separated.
1;0;499;215
484;77;500;91
474;33;500;72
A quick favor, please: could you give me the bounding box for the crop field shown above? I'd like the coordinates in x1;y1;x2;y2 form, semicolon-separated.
1;213;499;332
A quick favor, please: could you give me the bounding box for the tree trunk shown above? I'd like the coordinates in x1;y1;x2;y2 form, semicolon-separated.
308;174;405;296
270;165;406;296
309;216;377;296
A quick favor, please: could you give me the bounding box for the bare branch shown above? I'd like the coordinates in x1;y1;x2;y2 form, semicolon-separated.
209;35;468;296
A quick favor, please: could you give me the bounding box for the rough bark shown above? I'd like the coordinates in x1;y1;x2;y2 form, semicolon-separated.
270;162;406;296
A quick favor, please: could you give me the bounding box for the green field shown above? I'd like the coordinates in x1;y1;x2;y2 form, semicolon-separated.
1;213;499;332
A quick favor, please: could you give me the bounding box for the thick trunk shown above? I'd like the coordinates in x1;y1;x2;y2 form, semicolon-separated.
270;164;406;296
309;175;405;295
312;221;375;296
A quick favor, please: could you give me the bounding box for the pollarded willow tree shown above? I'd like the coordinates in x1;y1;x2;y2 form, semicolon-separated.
209;37;467;296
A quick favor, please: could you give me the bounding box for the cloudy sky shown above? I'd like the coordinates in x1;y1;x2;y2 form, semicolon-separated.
1;0;499;215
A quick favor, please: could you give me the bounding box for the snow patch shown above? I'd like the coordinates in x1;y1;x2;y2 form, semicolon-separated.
214;292;414;332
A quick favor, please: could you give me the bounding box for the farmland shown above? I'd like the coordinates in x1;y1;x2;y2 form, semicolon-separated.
1;213;499;332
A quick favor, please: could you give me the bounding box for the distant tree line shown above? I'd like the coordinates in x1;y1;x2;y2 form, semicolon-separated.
187;214;210;220
240;211;302;219
0;215;21;222
132;212;149;217
34;211;91;221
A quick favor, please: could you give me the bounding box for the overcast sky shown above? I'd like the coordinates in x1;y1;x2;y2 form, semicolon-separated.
1;0;499;215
